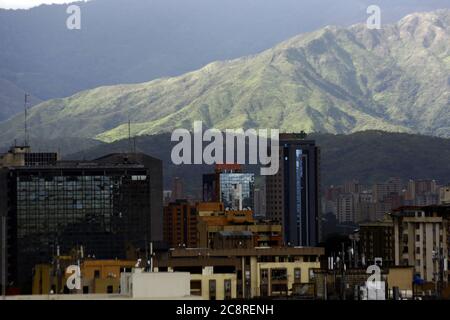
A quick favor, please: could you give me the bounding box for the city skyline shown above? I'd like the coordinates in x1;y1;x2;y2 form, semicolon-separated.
1;0;450;308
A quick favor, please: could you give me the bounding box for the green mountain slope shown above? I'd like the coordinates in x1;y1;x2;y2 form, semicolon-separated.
0;10;449;145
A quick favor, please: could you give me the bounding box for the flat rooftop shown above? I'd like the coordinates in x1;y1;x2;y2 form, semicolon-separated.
169;247;325;257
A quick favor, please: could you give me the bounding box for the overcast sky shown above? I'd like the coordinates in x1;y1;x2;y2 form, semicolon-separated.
0;0;89;9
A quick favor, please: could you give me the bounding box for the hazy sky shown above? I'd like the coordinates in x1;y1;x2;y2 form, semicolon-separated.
0;0;89;9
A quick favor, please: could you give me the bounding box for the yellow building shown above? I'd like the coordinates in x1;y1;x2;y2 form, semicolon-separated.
197;202;282;248
33;259;136;295
155;247;324;299
255;260;320;297
190;270;238;300
387;266;414;298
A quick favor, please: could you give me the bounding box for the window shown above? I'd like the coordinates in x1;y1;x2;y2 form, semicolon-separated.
261;269;269;284
294;268;302;283
94;270;100;279
309;269;315;282
271;268;287;281
224;279;232;300
190;280;202;296
107;285;114;294
209;280;216;301
83;286;89;294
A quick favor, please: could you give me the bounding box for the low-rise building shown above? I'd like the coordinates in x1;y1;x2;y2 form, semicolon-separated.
154;247;324;299
32;259;137;295
120;270;191;299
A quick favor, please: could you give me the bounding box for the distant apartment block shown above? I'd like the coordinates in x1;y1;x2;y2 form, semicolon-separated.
392;205;449;284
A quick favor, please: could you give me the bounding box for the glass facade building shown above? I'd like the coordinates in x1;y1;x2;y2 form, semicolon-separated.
266;134;320;246
1;153;163;292
203;166;255;211
219;173;254;211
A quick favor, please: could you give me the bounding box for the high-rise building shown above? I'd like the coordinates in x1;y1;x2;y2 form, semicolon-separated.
203;164;254;211
0;151;163;292
170;177;184;202
373;177;402;202
253;187;267;218
253;176;267;219
343;180;362;194
405;180;439;206
163;200;198;248
358;215;395;267
392;205;449;283
336;193;357;223
266;133;320;246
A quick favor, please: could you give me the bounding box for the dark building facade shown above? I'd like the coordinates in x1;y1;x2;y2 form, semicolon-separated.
266;134;320;246
163;200;198;248
0;152;162;292
358;217;395;267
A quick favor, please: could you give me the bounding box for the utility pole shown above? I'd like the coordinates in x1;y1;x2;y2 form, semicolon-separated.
24;94;29;146
438;247;444;300
128;117;132;153
433;246;444;299
149;242;153;272
1;215;6;299
341;242;346;300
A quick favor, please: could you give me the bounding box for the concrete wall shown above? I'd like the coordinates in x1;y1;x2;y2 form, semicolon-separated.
121;271;190;299
0;169;8;289
387;267;414;297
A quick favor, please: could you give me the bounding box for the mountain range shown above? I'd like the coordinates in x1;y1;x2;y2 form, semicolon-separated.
0;0;449;122
0;10;449;147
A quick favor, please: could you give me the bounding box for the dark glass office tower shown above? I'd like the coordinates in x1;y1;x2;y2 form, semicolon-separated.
266;134;320;246
0;152;162;292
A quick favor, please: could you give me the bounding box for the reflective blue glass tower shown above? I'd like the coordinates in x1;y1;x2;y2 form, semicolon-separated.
266;134;320;246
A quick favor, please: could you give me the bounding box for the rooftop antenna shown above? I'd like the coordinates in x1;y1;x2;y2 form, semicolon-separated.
128;116;132;153
128;115;137;154
24;93;30;146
